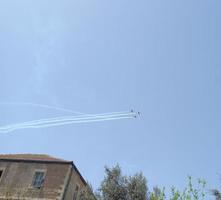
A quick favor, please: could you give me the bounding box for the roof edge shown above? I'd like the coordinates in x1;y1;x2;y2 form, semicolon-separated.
71;162;87;186
0;158;73;165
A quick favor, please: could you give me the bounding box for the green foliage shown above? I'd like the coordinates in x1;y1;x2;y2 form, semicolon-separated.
148;177;206;200
98;165;148;200
211;189;221;200
94;165;209;200
169;176;206;200
149;187;166;200
99;165;128;200
127;173;148;200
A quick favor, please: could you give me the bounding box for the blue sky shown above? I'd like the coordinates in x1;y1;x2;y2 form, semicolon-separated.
0;0;221;193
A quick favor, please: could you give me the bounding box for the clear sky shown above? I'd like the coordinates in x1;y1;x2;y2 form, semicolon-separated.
0;0;221;194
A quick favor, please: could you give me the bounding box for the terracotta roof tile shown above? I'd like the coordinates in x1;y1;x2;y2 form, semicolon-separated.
0;154;71;163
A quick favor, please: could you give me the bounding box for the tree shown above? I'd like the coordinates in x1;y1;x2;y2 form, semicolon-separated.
169;176;206;200
97;165;208;200
149;187;165;200
148;177;206;200
127;173;148;200
99;165;128;200
98;165;148;200
211;189;221;200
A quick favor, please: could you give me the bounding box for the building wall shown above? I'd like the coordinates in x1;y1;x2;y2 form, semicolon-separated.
0;161;70;199
63;168;87;200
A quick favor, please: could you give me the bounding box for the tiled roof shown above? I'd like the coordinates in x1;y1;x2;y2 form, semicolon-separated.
0;154;71;163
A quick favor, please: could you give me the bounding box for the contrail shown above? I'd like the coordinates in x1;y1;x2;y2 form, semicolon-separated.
10;111;134;126
0;115;134;133
9;111;135;124
0;111;138;133
0;112;136;128
0;102;139;133
0;102;87;115
0;112;135;131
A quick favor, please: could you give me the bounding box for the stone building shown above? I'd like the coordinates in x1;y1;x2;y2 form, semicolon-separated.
0;154;87;200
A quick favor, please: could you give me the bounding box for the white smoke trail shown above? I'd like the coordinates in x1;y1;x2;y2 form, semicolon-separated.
11;111;134;126
0;115;135;133
0;112;135;128
0;111;137;133
0;102;87;115
0;102;138;133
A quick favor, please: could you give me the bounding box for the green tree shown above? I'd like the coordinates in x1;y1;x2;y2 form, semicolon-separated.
148;177;206;200
127;173;148;200
169;176;206;200
211;189;221;200
98;165;149;200
97;165;207;200
99;165;128;200
149;187;166;200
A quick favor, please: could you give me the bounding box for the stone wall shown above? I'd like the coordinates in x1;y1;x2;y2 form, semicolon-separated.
0;161;70;199
63;167;87;200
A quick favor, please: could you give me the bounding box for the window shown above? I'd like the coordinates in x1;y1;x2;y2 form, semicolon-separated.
32;171;45;188
0;170;3;179
73;185;79;200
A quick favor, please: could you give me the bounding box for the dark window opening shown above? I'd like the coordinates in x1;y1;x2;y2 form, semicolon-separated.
73;185;79;200
32;171;45;188
0;170;3;179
